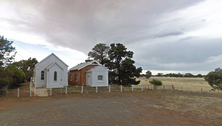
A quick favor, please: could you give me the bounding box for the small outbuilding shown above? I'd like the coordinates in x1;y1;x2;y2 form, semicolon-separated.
33;53;68;88
68;61;108;87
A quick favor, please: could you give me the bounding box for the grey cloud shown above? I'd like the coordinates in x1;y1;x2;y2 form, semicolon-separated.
4;0;220;73
1;0;205;52
180;36;196;41
155;31;184;38
131;37;222;71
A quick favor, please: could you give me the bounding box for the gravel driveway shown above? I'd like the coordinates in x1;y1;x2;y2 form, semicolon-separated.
0;93;219;126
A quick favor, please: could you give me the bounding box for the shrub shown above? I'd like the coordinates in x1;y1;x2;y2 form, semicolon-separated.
205;68;222;90
149;79;163;86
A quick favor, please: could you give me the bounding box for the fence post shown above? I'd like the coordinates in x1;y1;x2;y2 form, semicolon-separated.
121;85;122;92
81;86;83;94
142;84;143;92
201;88;202;93
50;88;52;95
109;85;111;92
132;85;133;92
66;86;67;94
96;86;98;93
30;82;31;97
34;87;36;96
163;85;165;90
17;88;19;98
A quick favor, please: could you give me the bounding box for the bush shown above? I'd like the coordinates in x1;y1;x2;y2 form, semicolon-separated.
205;68;222;90
149;79;163;86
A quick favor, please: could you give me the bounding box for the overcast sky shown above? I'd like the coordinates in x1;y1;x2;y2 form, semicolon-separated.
0;0;222;75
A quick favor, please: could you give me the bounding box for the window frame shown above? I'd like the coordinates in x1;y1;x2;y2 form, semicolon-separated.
75;74;78;82
98;75;103;82
54;71;57;81
70;74;72;81
41;70;44;80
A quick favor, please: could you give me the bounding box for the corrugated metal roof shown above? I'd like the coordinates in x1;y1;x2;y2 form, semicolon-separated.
69;60;100;71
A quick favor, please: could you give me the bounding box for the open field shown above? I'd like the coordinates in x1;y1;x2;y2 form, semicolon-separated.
135;77;214;92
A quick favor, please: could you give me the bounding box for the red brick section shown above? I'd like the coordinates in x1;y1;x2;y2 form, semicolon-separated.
68;65;98;86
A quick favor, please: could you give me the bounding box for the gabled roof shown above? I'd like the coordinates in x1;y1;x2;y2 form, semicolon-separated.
86;65;108;72
35;53;68;67
69;60;100;71
45;62;63;70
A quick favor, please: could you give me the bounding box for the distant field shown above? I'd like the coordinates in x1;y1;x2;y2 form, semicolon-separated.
135;77;213;92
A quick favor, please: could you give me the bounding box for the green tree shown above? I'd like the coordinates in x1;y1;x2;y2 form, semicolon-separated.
107;43;142;86
12;57;38;81
0;36;16;93
0;36;16;66
204;68;222;90
149;79;163;90
0;67;13;94
88;43;109;65
8;65;26;85
146;70;152;79
197;74;203;78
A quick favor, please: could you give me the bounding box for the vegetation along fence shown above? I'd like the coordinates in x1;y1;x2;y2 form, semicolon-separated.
1;84;221;98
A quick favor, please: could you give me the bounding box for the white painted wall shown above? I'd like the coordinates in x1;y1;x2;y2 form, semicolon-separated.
86;66;108;87
34;53;68;88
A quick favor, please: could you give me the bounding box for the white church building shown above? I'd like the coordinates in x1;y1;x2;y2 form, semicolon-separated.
33;53;68;88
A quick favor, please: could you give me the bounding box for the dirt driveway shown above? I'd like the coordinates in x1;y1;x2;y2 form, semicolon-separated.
1;92;221;126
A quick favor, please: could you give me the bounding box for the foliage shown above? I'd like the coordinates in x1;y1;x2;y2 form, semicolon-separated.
204;68;222;90
0;36;16;66
8;65;26;85
0;67;13;94
107;43;142;86
88;43;109;65
0;36;16;94
12;57;38;81
149;79;163;86
146;71;152;79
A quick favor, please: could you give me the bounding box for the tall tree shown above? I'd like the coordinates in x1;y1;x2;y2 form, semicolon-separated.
12;57;38;81
146;70;152;79
107;43;142;86
88;43;109;65
0;36;16;66
0;36;16;93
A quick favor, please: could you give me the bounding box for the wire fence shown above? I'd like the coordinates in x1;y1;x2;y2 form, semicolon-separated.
1;84;221;98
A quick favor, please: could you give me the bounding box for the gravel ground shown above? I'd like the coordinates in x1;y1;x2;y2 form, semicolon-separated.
1;93;219;126
0;96;153;126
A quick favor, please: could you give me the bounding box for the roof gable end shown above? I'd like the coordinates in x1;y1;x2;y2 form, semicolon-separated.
69;60;101;71
35;53;68;67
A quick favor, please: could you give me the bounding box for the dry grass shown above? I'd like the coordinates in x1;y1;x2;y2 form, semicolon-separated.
135;77;215;92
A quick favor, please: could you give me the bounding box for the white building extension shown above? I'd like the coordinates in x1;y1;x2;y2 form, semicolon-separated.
33;53;68;88
86;65;109;87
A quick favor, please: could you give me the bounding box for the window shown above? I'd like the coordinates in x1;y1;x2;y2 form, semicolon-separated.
98;75;103;81
75;74;78;81
54;71;57;81
41;70;44;80
70;74;72;81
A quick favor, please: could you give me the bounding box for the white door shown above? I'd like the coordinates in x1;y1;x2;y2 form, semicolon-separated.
87;74;91;86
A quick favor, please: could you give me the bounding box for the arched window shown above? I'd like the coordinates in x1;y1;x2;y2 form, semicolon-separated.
98;75;103;81
41;71;44;80
54;71;57;81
